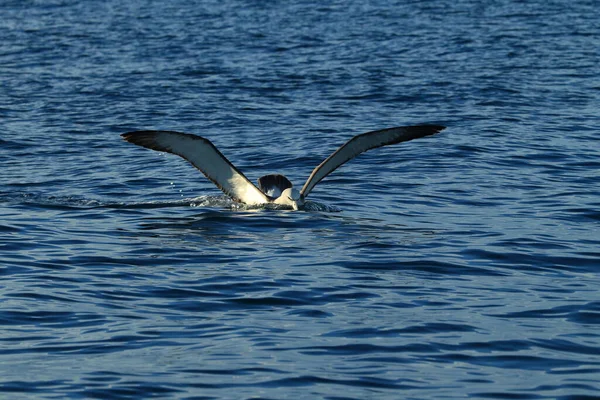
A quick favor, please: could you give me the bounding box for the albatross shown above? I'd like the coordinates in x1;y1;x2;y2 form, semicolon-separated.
121;124;445;210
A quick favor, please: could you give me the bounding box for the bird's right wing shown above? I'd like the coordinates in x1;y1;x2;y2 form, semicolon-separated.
300;125;445;197
121;130;270;205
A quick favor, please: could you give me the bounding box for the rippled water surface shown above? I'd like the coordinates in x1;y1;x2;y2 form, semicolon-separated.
1;0;599;399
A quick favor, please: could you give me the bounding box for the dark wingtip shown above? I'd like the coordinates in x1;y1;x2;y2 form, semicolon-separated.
121;131;144;143
414;124;446;139
422;124;446;133
120;131;170;153
401;124;445;141
121;130;156;142
121;132;133;141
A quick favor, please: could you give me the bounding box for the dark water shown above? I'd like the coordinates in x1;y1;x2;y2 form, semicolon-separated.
2;0;599;398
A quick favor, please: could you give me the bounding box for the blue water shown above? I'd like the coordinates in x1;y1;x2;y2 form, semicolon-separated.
2;0;599;398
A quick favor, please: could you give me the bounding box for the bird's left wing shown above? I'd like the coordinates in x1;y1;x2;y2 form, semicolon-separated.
300;125;445;198
121;131;270;205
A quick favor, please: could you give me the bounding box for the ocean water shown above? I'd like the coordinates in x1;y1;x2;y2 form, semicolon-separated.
1;0;599;399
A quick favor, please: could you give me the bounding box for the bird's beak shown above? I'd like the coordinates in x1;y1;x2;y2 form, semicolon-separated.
292;202;299;211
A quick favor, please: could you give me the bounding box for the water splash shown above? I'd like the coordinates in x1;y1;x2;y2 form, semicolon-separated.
0;191;341;212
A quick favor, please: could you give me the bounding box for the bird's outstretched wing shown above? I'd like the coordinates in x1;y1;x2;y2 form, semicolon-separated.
121;131;270;205
300;125;445;197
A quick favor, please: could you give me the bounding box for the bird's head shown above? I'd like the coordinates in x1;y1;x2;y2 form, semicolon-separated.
280;188;305;210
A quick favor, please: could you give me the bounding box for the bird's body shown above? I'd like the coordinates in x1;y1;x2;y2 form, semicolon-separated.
121;125;445;210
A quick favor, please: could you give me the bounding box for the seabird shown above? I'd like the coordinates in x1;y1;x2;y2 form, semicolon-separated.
121;125;445;210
